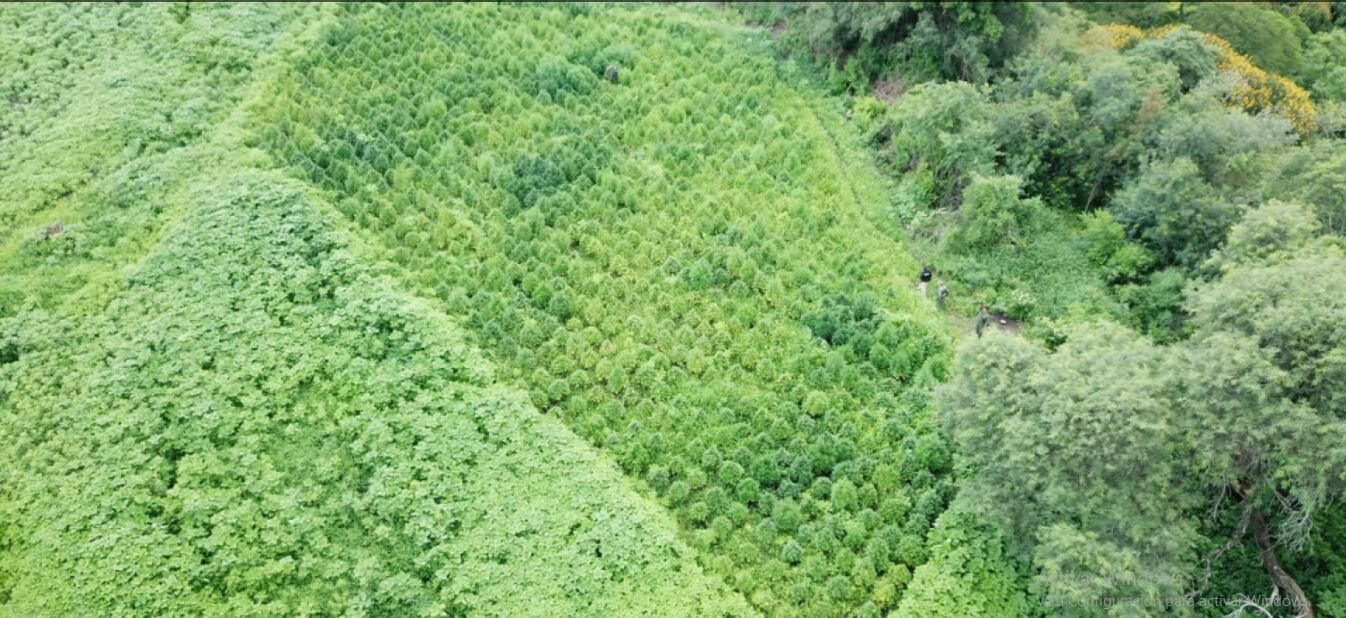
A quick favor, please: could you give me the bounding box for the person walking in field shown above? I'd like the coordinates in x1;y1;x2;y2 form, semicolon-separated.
918;265;932;297
975;305;990;338
935;280;948;310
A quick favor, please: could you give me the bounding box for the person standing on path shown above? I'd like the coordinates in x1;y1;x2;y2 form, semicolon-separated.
918;265;932;297
935;281;948;310
975;305;990;338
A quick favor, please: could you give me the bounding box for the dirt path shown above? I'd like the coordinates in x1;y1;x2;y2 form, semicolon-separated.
986;311;1020;334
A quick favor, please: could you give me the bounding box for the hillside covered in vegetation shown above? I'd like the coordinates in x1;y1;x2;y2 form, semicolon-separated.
2;2;1345;617
751;2;1346;617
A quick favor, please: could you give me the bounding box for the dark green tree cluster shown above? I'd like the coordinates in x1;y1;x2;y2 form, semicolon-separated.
253;3;957;615
804;293;943;378
778;3;1346;613
940;209;1346;615
1077;2;1346;93
860;11;1346;345
739;2;1037;91
1073;2;1346;134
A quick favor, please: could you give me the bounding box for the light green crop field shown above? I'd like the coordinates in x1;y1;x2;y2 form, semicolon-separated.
1;3;961;616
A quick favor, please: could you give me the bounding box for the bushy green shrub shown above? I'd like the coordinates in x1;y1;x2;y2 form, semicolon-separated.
1130;26;1222;90
1184;2;1308;77
1299;29;1346;100
1080;210;1154;284
1261;142;1346;236
878;82;996;207
1209;200;1325;270
1114;267;1189;343
947;175;1044;252
1108;157;1241;271
894;509;1029;618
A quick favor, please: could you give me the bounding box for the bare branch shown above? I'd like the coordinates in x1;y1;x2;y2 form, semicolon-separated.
1223;587;1278;618
1273;491;1315;554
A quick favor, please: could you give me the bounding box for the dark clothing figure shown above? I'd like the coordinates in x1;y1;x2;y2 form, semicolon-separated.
918;266;933;297
605;65;619;83
935;281;948;309
975;307;990;338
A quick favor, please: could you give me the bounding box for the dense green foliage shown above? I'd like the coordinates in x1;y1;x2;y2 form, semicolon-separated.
763;1;1346;615
940;325;1199;611
893;509;1031;617
939;230;1346;615
1184;2;1309;76
0;2;319;313
1;171;751;617
251;5;958;614
853;9;1341;345
5;2;1345;616
0;4;759;616
739;2;1037;90
1078;1;1346;105
1301;27;1346;100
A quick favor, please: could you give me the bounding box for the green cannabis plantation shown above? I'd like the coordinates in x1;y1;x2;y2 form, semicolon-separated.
2;3;1344;617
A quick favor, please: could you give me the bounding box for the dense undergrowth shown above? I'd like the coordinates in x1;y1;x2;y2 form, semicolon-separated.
253;4;961;615
0;3;318;313
0;4;757;616
0;2;971;616
754;3;1346;340
0;169;751;617
8;2;1338;617
758;2;1346;617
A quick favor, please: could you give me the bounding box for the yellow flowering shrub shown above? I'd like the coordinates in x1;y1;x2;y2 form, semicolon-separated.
1088;23;1145;49
1089;24;1316;136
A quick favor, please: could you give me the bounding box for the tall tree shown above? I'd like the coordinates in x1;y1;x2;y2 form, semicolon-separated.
940;204;1346;615
1178;225;1346;616
938;324;1197;615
